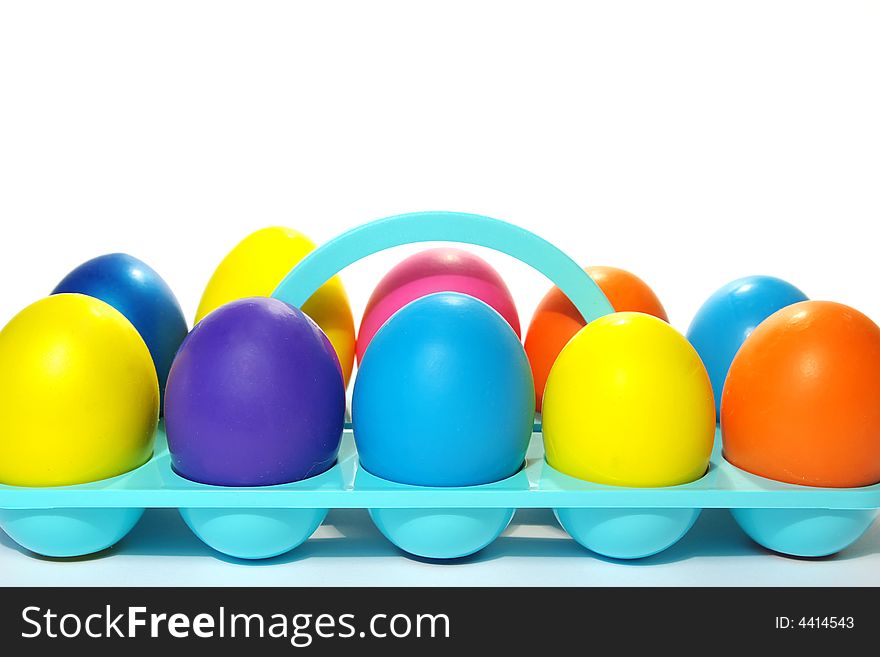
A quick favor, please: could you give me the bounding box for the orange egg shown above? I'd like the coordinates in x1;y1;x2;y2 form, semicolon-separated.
524;266;668;410
721;300;880;488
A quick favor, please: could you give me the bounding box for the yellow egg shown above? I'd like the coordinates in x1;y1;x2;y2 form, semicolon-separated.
0;294;159;487
196;227;355;386
542;312;715;487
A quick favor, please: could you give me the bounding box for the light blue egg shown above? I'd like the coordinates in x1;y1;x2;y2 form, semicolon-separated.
687;275;807;415
352;292;534;487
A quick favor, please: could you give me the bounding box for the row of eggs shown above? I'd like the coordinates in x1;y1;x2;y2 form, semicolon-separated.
0;228;878;496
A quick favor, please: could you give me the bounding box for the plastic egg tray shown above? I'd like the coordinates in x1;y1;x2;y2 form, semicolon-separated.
1;423;879;560
1;211;878;561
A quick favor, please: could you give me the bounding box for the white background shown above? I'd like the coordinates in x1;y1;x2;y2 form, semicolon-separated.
1;1;879;586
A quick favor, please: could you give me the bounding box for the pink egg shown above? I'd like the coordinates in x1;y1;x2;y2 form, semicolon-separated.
357;248;521;363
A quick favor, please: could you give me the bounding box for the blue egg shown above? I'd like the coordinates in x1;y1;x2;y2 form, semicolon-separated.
687;275;807;415
52;253;189;408
352;292;534;487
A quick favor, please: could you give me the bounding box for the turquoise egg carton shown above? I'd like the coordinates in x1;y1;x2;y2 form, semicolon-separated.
1;212;878;561
1;423;878;560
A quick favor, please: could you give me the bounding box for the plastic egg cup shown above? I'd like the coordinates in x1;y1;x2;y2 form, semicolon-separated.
369;507;515;560
356;465;524;560
0;507;145;559
722;458;879;557
0;459;154;558
730;507;877;558
178;507;328;561
543;460;704;559
554;507;702;560
173;465;340;561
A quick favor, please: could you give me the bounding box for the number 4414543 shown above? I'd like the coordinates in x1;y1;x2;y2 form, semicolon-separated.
775;617;854;630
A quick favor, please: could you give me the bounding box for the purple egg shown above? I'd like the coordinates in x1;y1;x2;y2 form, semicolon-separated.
165;297;345;486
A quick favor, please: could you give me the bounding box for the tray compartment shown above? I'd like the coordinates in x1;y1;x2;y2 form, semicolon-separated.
0;507;144;558
730;507;878;557
554;507;701;560
179;507;328;560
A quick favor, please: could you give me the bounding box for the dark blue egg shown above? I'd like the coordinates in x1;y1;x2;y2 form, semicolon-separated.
352;291;534;487
687;275;807;415
52;253;188;409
